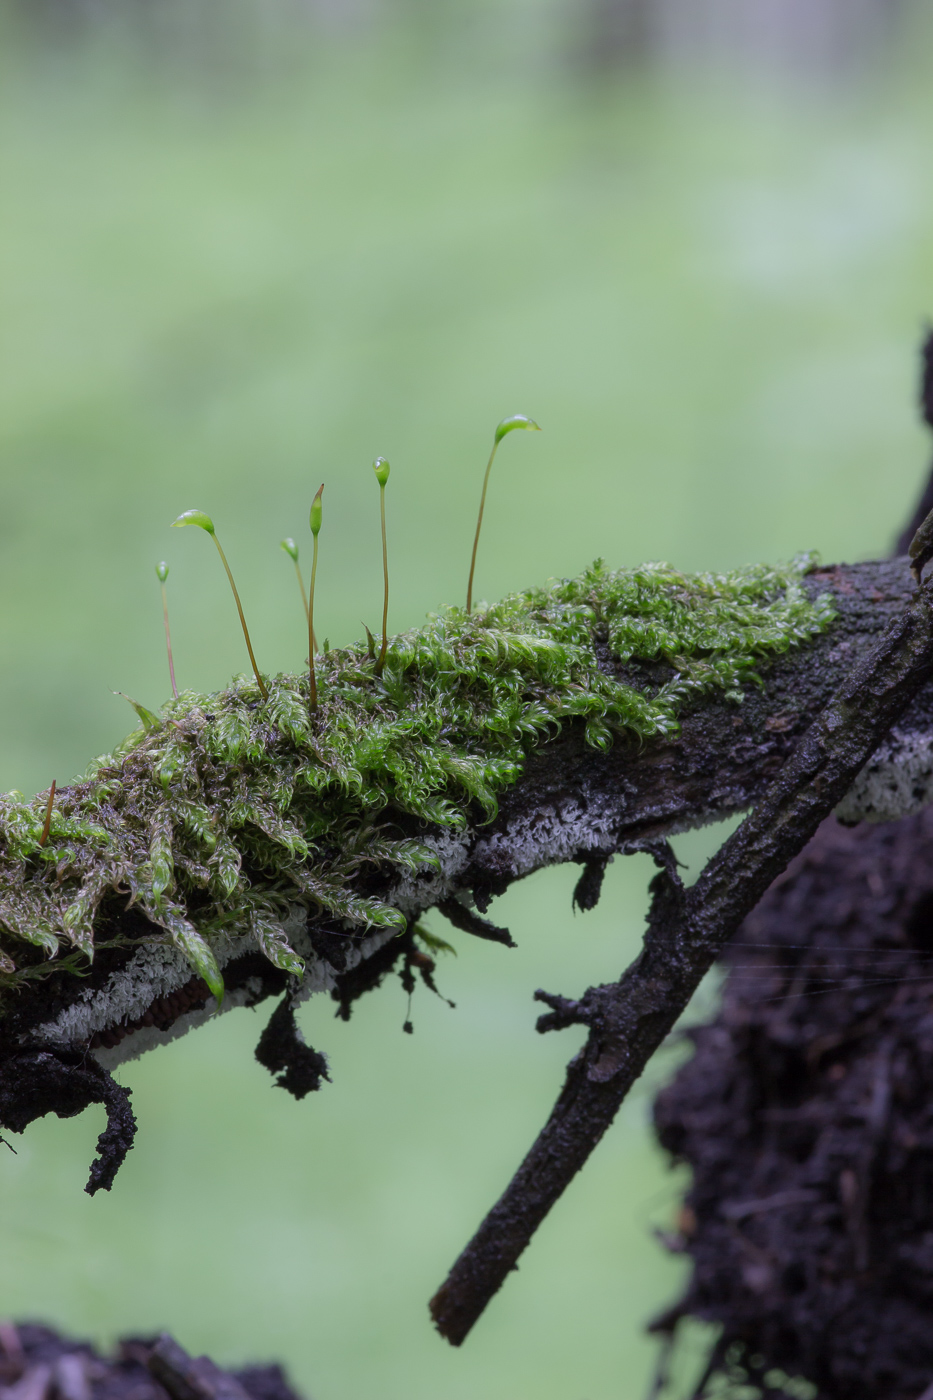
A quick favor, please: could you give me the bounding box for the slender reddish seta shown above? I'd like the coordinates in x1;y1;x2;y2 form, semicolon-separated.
372;457;391;676
466;414;541;614
308;484;324;712
156;562;178;698
38;780;57;847
281;538;317;652
171;511;268;700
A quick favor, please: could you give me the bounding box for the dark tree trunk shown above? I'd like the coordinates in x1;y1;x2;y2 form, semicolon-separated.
652;809;933;1399
649;334;933;1399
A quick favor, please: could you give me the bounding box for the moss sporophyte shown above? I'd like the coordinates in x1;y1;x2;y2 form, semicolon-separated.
308;484;325;712
0;555;835;1005
156;562;179;699
372;457;391;677
172;510;268;701
466;415;541;615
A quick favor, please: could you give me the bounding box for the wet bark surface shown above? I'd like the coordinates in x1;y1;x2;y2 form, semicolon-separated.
0;1323;305;1400
653;810;933;1399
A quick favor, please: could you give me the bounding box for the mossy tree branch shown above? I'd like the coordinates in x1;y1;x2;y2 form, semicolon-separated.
0;553;931;1195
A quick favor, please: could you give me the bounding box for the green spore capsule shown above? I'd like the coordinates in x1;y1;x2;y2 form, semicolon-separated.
372;456;391;676
172;511;268;700
155;561;178;698
309;487;323;538
373;455;391;488
308;484;324;711
172;509;215;534
495;413;541;444
466;415;541;614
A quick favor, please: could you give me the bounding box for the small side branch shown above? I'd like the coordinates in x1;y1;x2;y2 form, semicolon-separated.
0;1049;136;1194
429;577;933;1345
438;899;515;948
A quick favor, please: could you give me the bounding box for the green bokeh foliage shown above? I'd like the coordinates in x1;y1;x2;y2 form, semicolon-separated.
2;6;933;1397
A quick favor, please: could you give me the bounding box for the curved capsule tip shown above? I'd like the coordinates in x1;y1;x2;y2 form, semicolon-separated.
494;414;541;445
373;456;391;487
172;510;215;535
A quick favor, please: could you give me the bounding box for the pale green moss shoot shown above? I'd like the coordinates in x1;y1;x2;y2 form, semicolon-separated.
0;555;835;1007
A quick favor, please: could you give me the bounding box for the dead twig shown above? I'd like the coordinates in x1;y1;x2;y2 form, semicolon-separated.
429;574;933;1345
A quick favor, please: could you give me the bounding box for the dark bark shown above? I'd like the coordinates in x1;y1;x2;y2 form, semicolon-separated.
429;573;933;1345
653;809;933;1400
254;998;331;1100
571;853;611;913
0;1050;136;1194
644;428;933;1398
436;899;515;948
0;1324;304;1400
146;1335;254;1400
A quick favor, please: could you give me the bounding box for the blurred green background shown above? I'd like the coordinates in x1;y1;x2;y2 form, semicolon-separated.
1;1;933;1395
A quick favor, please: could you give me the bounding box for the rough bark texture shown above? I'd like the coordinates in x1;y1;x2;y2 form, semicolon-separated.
653;810;933;1399
0;1323;304;1400
254;997;331;1099
645;344;933;1398
0;1050;136;1194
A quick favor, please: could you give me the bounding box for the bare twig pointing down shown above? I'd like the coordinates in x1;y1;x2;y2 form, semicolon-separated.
429;574;933;1345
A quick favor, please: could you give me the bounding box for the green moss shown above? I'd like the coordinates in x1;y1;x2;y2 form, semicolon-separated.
0;555;835;1006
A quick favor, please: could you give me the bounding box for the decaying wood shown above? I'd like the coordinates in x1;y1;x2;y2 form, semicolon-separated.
0;1322;303;1400
428;565;933;1344
651;807;933;1399
638;367;933;1399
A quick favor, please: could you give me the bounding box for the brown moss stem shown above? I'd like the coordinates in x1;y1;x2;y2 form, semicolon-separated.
160;581;179;699
211;535;268;700
466;441;497;616
375;483;389;676
308;532;320;711
38;781;56;848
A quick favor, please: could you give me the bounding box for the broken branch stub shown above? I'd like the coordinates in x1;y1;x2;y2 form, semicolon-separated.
0;1051;136;1195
